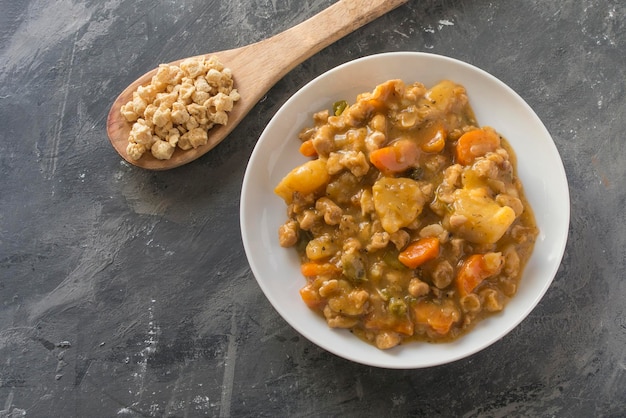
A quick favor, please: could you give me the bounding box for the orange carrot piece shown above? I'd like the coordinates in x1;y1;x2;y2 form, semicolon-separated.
455;127;501;165
420;121;447;153
364;311;414;336
456;253;503;297
369;139;419;175
412;300;460;335
456;255;486;297
299;139;317;157
299;285;323;309
300;262;340;278
398;237;440;269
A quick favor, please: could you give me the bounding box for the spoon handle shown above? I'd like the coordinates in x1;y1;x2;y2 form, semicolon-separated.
229;0;409;99
273;0;409;70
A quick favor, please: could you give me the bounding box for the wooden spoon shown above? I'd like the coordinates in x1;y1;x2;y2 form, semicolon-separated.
106;0;408;170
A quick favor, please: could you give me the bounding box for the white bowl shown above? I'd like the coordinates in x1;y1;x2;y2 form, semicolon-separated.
240;52;569;369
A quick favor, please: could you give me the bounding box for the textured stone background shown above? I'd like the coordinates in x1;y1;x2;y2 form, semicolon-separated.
0;0;624;416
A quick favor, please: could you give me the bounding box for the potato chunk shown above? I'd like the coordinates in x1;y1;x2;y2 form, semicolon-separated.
419;79;468;116
274;159;330;203
372;177;426;234
447;185;516;244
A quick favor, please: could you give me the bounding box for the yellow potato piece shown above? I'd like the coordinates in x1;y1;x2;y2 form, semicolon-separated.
420;79;465;114
372;177;425;234
449;186;516;244
274;159;330;203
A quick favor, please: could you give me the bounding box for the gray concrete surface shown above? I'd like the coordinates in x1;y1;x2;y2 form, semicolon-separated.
1;0;624;416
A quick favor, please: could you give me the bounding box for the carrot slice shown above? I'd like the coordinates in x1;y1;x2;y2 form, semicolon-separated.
412;300;460;335
364;302;414;336
299;139;317;157
398;237;440;269
300;262;340;278
420;121;447;153
456;253;503;297
369;139;419;175
299;285;323;309
455;127;500;165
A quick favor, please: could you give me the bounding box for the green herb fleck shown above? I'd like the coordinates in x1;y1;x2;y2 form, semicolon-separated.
333;100;348;116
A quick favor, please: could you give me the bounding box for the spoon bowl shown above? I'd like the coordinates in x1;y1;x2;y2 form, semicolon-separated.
106;0;408;170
